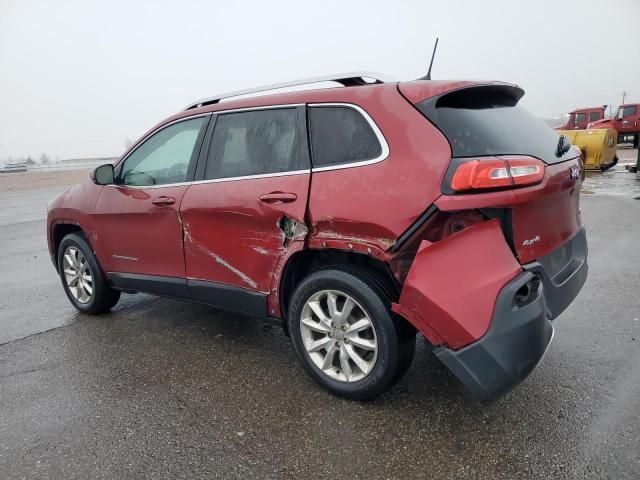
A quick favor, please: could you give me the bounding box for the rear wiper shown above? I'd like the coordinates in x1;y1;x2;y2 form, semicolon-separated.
556;135;571;157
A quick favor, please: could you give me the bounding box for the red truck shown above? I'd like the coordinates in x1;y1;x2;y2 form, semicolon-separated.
558;106;605;130
589;104;640;147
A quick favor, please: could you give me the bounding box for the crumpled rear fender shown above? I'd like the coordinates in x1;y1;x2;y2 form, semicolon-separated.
391;219;522;349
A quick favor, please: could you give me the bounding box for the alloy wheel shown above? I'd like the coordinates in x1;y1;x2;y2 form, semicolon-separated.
300;289;378;382
63;246;93;304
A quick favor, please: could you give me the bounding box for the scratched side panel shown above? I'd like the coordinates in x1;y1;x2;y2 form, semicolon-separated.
180;174;309;294
91;185;190;277
308;87;451;252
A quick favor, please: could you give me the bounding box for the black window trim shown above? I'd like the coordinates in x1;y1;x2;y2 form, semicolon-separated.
307;102;390;172
193;104;312;184
112;113;212;189
588;111;601;122
574;112;587;124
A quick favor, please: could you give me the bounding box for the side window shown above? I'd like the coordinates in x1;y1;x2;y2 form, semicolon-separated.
589;112;600;122
204;108;306;180
120;117;206;186
622;106;637;117
574;113;586;125
309;106;382;168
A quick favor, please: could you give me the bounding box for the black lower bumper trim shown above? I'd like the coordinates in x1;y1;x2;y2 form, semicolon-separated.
434;227;588;403
435;271;553;403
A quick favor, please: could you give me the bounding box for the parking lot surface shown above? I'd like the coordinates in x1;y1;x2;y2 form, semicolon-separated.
1;167;639;479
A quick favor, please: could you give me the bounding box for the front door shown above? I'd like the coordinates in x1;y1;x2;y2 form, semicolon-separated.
93;115;209;279
180;107;310;314
617;105;638;134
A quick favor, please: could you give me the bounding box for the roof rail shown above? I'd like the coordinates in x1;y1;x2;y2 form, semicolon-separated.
184;71;395;110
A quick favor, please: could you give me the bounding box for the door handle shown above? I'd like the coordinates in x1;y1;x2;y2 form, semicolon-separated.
258;192;297;204
152;196;176;206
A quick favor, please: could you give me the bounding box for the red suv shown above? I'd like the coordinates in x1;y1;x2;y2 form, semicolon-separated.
47;72;588;402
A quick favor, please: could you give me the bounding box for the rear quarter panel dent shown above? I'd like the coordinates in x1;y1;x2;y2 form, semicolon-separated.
394;219;522;349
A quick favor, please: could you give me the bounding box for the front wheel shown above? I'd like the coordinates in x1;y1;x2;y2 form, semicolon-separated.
288;268;415;400
58;233;120;314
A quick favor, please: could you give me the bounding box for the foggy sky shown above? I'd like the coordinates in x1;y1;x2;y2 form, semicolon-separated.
1;0;639;161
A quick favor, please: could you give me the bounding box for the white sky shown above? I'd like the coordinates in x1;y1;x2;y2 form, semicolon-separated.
1;0;639;161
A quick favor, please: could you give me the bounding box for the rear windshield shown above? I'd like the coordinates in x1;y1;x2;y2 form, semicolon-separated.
416;86;576;164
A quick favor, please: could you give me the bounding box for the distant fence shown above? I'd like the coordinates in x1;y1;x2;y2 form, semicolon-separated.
26;158;117;172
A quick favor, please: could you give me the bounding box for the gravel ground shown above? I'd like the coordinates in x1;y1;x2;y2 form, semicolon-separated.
0;169;91;192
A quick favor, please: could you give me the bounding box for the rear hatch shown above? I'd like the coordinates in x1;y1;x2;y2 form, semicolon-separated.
409;84;583;265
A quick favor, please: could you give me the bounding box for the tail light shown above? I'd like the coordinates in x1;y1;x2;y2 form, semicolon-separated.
450;157;545;192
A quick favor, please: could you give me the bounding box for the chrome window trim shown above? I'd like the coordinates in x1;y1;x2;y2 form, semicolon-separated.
191;168;310;185
106;102;389;189
307;103;390;173
104;168;312;190
213;103;303;115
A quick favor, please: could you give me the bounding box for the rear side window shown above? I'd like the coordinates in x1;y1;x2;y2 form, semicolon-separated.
309;106;382;168
204;108;307;180
589;111;601;122
417;86;575;164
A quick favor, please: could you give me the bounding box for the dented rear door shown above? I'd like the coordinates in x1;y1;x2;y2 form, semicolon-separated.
180;107;310;295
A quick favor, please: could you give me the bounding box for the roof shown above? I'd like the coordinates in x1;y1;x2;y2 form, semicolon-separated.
569;106;606;114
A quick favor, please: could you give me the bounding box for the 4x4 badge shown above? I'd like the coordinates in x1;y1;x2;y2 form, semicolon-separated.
522;235;541;246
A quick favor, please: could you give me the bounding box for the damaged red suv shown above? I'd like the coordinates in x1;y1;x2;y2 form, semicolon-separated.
47;72;587;402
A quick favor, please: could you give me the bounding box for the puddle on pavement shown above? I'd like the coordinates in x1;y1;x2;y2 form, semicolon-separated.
581;147;640;199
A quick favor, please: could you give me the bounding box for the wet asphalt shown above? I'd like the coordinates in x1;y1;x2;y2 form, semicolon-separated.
1;170;639;479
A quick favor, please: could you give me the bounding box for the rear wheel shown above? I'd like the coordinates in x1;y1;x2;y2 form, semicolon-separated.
288;268;415;400
58;233;120;314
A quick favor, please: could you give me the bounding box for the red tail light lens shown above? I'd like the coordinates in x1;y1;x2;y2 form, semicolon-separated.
450;157;544;192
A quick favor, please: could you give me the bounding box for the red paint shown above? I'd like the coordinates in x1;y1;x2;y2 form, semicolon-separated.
180;174;309;294
92;185;189;277
557;106;605;130
47;78;586;352
307;85;452;247
435;156;583;264
394;219;522;349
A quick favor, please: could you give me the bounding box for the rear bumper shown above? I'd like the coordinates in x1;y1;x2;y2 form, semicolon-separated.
434;227;588;403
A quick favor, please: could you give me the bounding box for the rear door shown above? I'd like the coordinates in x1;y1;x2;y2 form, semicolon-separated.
94;115;209;279
180;106;310;314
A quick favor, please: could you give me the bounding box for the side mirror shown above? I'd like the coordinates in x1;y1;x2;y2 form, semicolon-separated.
617;109;624;120
91;164;115;185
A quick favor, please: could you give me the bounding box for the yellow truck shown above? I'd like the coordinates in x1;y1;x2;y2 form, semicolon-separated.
556;128;618;171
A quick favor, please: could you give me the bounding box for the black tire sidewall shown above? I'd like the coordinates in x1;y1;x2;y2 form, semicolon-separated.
288;269;401;400
57;233;117;314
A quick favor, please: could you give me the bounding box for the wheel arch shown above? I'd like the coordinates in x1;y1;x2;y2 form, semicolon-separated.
278;247;400;330
50;223;86;271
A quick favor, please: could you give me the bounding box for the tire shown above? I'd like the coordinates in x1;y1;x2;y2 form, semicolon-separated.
57;232;120;314
287;267;415;400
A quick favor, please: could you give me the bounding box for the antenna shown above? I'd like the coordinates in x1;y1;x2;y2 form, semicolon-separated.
420;37;439;81
621;90;629;105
